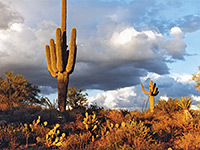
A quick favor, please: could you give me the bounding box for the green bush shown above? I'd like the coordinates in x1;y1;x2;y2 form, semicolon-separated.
0;71;41;110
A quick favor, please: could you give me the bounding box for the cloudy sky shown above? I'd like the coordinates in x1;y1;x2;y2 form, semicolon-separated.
0;0;200;110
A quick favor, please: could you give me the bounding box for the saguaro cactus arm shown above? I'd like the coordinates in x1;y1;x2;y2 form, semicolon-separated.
66;28;77;74
45;45;57;78
56;28;64;72
49;39;58;73
141;83;150;95
152;85;159;96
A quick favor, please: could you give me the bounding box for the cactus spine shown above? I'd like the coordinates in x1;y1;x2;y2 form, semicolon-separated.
45;0;77;112
141;80;159;112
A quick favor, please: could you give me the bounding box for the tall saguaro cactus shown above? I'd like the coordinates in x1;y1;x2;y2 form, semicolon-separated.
141;80;159;112
45;0;77;112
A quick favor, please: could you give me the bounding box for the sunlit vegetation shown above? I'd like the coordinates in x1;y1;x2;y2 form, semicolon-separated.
0;71;200;149
192;66;200;91
0;71;41;111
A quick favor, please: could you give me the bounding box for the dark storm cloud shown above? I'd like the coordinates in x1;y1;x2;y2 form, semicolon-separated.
0;1;23;29
70;62;146;90
69;57;170;90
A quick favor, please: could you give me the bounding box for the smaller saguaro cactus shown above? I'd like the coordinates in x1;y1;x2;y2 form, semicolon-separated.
141;80;159;112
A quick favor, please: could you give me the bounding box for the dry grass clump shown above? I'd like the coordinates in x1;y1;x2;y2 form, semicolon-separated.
104;109;125;124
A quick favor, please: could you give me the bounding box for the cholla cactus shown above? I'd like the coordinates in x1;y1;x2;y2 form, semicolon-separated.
45;124;65;147
83;112;98;131
45;0;77;112
176;97;193;121
106;120;119;132
83;112;99;141
29;116;41;132
141;80;159;112
37;123;65;147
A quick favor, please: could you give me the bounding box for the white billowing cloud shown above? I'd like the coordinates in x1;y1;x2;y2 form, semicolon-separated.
0;21;56;68
88;86;138;110
88;86;147;111
170;73;194;84
109;26;164;60
160;95;169;101
191;95;200;102
170;27;183;38
190;95;200;110
164;27;186;58
111;27;138;45
78;22;185;63
191;105;199;110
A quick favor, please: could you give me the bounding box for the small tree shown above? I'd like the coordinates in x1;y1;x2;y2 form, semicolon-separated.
66;87;88;110
0;71;41;110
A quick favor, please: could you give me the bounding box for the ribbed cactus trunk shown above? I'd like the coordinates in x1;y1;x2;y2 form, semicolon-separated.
45;0;77;112
58;72;68;112
149;96;154;112
58;0;67;112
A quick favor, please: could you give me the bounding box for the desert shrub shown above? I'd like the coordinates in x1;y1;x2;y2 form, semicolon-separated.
0;116;49;149
87;103;104;114
151;110;187;148
0;124;24;149
0;105;43;124
40;97;58;109
105;109;124;124
60;132;91;150
0;71;41;110
96;119;154;149
67;87;88;110
0;103;9;111
174;131;200;150
155;97;180;114
124;110;142;121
